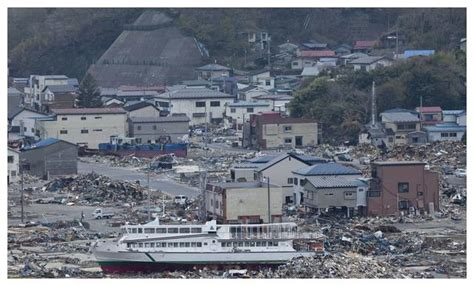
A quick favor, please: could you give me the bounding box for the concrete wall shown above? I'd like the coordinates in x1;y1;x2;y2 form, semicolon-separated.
20;141;78;178
261;122;318;149
8;149;20;184
36;113;127;149
367;164;439;216
129;120;189;143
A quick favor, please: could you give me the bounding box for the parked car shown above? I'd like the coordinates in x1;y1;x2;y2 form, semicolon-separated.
174;195;188;205
359;157;371;165
454;169;466;178
337;154;353;162
92;208;115;219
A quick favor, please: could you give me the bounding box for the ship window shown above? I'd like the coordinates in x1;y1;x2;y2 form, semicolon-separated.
144;243;150;248
173;243;179;248
250;241;256;247
268;241;273;246
191;228;202;233
262;241;267;247
138;228;143;234
138;243;143;248
161;243;166;248
185;242;190;247
168;228;178;233
233;242;238;247
179;242;185;247
167;243;173;247
245;242;250;247
225;242;231;247
179;228;190;233
132;228;137;234
156;228;166;233
144;228;155;234
191;242;197;247
221;242;226;247
274;241;279;246
197;242;202;247
127;243;131;248
204;243;208;246
256;241;262;247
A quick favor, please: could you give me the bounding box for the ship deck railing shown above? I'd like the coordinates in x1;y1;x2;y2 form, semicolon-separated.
227;232;324;240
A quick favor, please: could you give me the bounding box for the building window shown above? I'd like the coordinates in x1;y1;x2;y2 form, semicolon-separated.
60;130;68;134
137;126;141;131
287;178;294;184
94;116;102;119
441;132;449;138
93;129;103;132
230;108;236;113
196;101;206;107
368;191;381;197
292;62;298;66
81;117;86;120
294;178;298;185
449;132;457;137
398;183;409;193
265;80;271;86
399;200;409;210
284;126;292;132
8;156;14;163
247;107;254;113
153;125;157;130
417;192;424;196
61;117;67;121
31;128;34;133
344;192;355;199
81;129;89;134
210;101;220;107
284;138;292;144
136;138;142;144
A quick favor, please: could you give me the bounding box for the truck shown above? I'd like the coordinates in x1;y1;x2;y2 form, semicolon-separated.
92;208;115;219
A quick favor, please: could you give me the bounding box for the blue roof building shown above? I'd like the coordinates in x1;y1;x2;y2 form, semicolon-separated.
403;50;435;58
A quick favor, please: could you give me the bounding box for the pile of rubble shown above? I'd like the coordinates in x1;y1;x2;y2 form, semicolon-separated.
42;173;145;205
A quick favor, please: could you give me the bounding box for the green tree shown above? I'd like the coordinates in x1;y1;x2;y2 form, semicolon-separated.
77;73;102;108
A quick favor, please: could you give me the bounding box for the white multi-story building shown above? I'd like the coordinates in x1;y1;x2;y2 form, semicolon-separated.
35;108;127;149
8;108;50;140
8;148;20;184
224;101;271;129
24;75;78;112
154;87;236;126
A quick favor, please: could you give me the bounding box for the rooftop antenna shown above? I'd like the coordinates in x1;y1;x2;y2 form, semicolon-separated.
371;81;376;126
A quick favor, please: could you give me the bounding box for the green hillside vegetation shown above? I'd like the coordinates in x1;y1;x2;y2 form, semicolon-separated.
289;52;466;144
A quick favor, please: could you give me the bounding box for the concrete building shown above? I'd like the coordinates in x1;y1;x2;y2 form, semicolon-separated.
292;162;363;206
205;181;283;224
35;108;127;149
367;161;439;216
302;177;368;217
128;115;190;143
348;56;392;72
154;87;236;126
224;101;271;129
20;138;78;179
248;112;318;149
24;75;78;112
8;148;20;184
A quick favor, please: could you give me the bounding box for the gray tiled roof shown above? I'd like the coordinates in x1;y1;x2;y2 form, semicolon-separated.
306;176;367;188
381;112;419;123
157;87;235;99
129;115;190;123
293;162;361;176
44;85;78;93
348;56;385;65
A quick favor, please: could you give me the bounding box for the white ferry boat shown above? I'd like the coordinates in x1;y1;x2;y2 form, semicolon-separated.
92;219;325;273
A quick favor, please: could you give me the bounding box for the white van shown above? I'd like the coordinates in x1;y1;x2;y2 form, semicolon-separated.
174;195;188;205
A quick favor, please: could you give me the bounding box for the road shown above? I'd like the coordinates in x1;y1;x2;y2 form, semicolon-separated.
78;161;200;198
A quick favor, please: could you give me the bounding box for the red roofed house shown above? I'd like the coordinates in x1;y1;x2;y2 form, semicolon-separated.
353;40;377;53
247;112;318;149
292;50;337;70
416;106;443;125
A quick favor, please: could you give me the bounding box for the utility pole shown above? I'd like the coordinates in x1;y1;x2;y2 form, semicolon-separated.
20;162;24;223
371;81;376;127
267;177;271;223
419;95;423;130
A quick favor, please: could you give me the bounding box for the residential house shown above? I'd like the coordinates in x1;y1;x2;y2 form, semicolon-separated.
205;181;282;224
102;97;125;107
224;101;271;129
154;87;236;126
242;31;271;51
301;67;323;77
8;148;20;184
442;110;465;124
278;42;298;54
255;153;331;204
248;112;318;149
352;40;377;53
292;162;363;207
239;86;270;101
380;110;421;145
20;138;78;179
8;108;49;141
339;53;368;65
333;44;352;56
123;101;161;119
291;50;337;70
41;84;78;112
403;50;435;59
252;94;293;113
416;106;443;126
246;70;274;90
35;108;128;149
24;75;78;112
367;161;439;216
181;79;212;89
230;154;281;183
423;123;466;142
128;115;190;143
195;64;233;80
115;90;159;102
210;76;239;95
348;56;392;72
299;41;328;51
